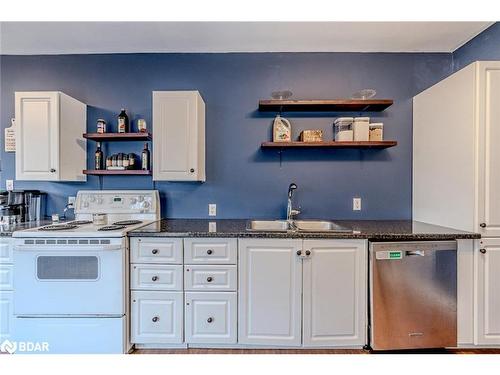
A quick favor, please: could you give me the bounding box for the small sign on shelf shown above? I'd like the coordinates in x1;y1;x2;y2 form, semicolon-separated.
4;118;16;152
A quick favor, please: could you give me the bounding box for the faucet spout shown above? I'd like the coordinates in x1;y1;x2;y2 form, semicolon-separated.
286;183;300;222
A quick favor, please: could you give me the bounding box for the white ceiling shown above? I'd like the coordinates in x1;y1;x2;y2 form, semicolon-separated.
0;22;494;55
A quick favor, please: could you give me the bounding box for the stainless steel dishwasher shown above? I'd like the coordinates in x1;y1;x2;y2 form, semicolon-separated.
369;241;457;350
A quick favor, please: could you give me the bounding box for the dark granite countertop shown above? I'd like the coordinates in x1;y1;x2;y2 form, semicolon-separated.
128;219;480;241
0;220;57;237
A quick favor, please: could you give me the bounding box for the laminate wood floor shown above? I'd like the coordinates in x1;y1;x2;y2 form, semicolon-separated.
132;348;500;354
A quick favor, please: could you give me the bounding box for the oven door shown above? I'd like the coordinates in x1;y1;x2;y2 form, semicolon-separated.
13;243;125;316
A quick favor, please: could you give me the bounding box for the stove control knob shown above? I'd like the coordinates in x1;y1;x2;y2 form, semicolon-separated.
83;201;90;208
130;197;138;205
138;196;144;202
89;196;96;202
97;198;103;204
141;201;150;209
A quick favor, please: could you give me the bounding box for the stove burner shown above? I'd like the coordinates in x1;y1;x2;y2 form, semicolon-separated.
69;220;92;225
39;224;78;231
112;220;143;226
98;225;126;231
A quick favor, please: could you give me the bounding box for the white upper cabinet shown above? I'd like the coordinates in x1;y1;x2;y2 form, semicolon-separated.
15;91;87;182
302;239;367;347
413;61;500;235
152;91;206;181
238;239;303;346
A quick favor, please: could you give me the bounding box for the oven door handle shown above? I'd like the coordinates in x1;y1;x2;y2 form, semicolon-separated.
14;245;122;252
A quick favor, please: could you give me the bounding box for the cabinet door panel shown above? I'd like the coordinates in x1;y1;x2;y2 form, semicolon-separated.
15;92;59;180
131;291;183;344
478;64;500;236
476;238;500;345
238;239;302;346
185;292;237;344
302;240;367;347
153;91;204;181
0;291;14;341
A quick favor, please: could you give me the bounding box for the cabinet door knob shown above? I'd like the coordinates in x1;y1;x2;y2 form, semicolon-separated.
190;168;195;173
206;249;213;255
480;248;487;254
152;276;159;282
207;317;214;323
50;168;56;173
206;276;213;282
480;223;487;228
305;250;311;256
152;249;159;254
296;250;302;256
152;316;159;322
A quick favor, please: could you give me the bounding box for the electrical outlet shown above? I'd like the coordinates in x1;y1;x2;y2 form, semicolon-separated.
208;204;217;217
68;196;76;208
353;197;362;211
6;180;13;191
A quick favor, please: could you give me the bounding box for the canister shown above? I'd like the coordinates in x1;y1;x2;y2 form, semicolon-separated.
353;117;370;141
369;123;384;141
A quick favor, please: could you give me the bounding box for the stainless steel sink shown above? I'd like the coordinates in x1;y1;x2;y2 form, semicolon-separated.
246;220;351;233
293;220;352;233
246;220;291;232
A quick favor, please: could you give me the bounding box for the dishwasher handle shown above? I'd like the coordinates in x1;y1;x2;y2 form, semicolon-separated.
405;250;425;257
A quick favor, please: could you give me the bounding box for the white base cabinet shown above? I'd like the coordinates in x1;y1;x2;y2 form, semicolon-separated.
131;291;183;344
475;238;500;345
302;240;367;347
238;238;367;348
185;292;237;344
0;238;14;342
239;239;302;346
15;91;87;181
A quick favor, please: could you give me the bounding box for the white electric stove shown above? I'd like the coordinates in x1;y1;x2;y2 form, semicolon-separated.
12;190;160;354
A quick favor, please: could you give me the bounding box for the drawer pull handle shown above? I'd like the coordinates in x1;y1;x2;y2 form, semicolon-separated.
152;249;159;255
206;249;213;255
480;248;487;254
480;223;487;228
152;316;159;322
207;317;214;323
152;276;159;282
206;276;213;282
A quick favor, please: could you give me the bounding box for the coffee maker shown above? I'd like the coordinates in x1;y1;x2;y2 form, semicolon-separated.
0;190;46;225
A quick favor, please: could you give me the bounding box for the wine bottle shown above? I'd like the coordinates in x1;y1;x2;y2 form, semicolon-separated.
95;142;104;170
141;143;150;171
117;108;129;133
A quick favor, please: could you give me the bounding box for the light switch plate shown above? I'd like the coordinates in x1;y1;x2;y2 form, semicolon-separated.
6;180;13;191
353;197;362;211
209;204;217;216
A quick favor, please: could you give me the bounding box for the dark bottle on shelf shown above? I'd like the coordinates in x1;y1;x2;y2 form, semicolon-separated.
141;143;150;171
117;108;129;133
95;142;104;170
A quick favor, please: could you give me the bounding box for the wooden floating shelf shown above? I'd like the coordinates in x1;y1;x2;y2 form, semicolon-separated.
83;132;152;141
258;99;393;112
261;141;397;149
83;169;152;176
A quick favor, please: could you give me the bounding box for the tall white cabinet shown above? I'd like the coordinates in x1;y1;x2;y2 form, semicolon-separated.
152;91;205;182
15;91;87;181
413;61;500;346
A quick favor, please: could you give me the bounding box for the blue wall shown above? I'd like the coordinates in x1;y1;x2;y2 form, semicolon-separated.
453;22;500;71
0;53;453;219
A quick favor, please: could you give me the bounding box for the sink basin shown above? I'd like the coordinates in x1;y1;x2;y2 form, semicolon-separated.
246;220;291;232
294;220;352;233
246;220;352;233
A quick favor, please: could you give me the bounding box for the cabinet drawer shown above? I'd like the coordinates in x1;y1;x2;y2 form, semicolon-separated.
131;291;183;344
185;292;237;344
131;264;182;291
0;240;13;264
184;265;236;291
184;238;237;264
131;238;182;264
0;265;14;290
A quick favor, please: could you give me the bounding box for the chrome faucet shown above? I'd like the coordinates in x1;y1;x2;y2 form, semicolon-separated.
286;183;300;223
